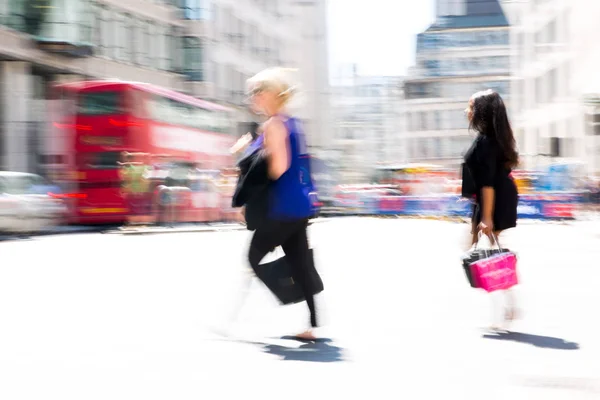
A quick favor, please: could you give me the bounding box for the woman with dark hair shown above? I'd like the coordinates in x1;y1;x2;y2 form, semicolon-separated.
462;89;519;323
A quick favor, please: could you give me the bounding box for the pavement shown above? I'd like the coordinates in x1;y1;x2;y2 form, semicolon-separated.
0;218;599;399
0;219;332;240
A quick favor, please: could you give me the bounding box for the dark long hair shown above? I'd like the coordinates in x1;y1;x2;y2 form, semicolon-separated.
469;91;519;169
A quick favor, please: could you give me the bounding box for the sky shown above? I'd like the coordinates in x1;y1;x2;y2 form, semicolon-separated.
327;0;435;79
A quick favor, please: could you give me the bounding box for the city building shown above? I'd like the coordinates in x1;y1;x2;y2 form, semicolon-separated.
403;0;511;168
331;65;404;182
0;0;330;174
502;0;600;174
288;0;331;154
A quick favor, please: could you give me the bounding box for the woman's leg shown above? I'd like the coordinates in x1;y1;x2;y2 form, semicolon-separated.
248;226;280;273
281;220;318;335
469;203;481;248
494;229;520;323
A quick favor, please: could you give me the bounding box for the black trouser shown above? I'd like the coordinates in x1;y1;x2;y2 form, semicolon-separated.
248;219;317;328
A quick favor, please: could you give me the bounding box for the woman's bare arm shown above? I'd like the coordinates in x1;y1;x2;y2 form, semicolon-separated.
263;118;290;180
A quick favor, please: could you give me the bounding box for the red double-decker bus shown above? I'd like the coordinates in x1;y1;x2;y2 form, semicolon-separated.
51;80;236;224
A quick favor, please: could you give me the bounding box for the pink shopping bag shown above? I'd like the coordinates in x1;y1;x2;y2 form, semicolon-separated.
469;251;518;292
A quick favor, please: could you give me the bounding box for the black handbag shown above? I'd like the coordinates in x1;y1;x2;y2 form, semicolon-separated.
253;249;324;305
461;234;510;288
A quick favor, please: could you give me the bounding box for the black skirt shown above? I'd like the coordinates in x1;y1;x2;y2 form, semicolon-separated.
472;176;518;231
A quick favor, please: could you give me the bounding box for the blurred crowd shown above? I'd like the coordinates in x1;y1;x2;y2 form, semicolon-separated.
117;151;242;228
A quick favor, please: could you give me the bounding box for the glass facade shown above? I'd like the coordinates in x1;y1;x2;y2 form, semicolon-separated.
465;0;503;16
405;80;510;100
2;0;93;42
177;0;212;20
421;56;509;77
0;1;202;77
417;29;509;52
2;0;49;35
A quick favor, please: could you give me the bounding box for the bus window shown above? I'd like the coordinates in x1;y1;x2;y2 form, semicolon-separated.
77;91;123;115
127;89;148;119
77;152;122;170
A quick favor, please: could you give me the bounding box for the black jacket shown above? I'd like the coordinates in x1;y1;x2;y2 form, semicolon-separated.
232;145;270;231
463;134;511;196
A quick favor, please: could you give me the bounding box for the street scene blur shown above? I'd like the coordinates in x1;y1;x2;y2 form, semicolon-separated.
1;0;600;398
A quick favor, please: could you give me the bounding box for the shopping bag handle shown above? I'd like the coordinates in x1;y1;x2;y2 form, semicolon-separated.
474;231;502;252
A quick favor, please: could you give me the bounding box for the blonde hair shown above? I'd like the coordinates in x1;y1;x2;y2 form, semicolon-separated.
247;67;299;108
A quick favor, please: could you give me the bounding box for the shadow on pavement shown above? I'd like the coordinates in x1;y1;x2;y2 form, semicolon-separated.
207;332;345;363
483;331;580;350
258;336;345;363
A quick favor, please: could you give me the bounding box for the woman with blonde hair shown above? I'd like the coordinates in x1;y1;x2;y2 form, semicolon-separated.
239;67;319;340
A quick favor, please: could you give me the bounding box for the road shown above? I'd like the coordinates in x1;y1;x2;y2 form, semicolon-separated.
0;218;599;399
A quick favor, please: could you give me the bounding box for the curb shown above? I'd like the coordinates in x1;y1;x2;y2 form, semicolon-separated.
107;218;332;235
0;226;114;241
107;224;248;235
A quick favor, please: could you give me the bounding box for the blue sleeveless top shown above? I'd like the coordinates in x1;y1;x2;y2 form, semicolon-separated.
269;116;314;220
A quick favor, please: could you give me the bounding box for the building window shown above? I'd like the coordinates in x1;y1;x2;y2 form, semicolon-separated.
3;1;23;33
114;14;127;62
547;19;557;44
99;7;110;58
406;113;413;131
238;20;246;51
418;138;427;158
211;2;217;24
419;30;509;51
535;76;543;105
153;25;162;68
166;26;183;73
181;0;211;20
38;0;75;42
549;69;557;100
183;0;200;20
209;61;218;94
132;19;143;65
512;79;521;112
563;61;570;96
91;3;104;55
145;22;155;68
79;1;94;44
448;110;467;130
221;7;231;40
246;24;255;52
563;9;570;43
107;10;118;59
429;136;439;158
515;31;523;70
417;112;425;131
122;14;133;63
273;39;282;64
159;26;170;71
183;36;204;81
